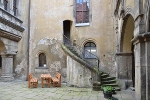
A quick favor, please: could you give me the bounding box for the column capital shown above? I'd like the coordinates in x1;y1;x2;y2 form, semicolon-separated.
1;51;16;57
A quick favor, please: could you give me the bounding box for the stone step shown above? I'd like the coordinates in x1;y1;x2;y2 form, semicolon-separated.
101;80;116;84
114;87;121;91
101;83;118;87
101;73;109;78
101;77;116;81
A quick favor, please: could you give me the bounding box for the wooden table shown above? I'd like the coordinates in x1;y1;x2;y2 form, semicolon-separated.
41;74;51;88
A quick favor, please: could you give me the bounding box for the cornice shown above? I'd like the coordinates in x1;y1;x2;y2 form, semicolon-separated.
131;33;150;44
0;29;21;42
0;16;24;32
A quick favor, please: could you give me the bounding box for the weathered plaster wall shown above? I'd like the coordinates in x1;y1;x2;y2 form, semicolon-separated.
14;0;29;80
71;0;116;76
126;0;134;9
67;56;95;87
28;0;117;80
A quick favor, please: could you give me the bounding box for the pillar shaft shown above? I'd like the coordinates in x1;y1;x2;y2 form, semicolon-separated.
1;54;14;81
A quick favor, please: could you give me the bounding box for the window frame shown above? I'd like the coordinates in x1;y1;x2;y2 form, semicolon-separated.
13;0;17;16
75;0;90;26
4;0;8;11
39;53;47;68
84;42;97;59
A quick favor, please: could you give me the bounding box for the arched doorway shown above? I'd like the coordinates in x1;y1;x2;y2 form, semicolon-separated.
63;20;72;44
116;14;135;89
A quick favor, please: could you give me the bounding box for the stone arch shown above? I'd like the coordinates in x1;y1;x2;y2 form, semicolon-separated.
119;14;135;52
116;13;135;88
81;38;97;48
124;6;135;19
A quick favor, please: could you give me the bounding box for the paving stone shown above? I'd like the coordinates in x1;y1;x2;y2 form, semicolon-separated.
80;95;90;100
0;80;136;100
61;95;73;100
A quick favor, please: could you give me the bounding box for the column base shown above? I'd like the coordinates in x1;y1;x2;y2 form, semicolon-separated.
0;75;14;82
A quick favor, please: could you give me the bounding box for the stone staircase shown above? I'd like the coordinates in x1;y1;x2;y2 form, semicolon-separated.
62;35;120;91
101;72;120;91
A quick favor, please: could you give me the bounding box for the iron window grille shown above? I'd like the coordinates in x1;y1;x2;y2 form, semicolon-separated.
84;42;97;58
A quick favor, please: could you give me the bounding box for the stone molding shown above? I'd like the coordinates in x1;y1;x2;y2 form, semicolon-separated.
0;15;24;32
114;0;121;15
0;29;21;42
115;52;132;56
124;6;135;19
131;33;150;44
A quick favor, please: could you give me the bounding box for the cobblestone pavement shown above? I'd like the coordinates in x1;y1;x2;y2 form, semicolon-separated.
0;80;135;100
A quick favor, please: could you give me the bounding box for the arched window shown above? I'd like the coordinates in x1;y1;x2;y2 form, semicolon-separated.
84;42;97;58
39;53;46;67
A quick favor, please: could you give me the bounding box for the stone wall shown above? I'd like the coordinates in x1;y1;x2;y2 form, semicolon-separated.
67;56;96;87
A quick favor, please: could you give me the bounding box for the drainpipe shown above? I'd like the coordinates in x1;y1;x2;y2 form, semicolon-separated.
27;0;31;81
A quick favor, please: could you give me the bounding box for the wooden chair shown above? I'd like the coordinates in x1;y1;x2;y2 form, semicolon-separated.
51;72;61;87
28;73;38;88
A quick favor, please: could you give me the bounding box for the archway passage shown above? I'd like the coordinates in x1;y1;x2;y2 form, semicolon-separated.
117;15;135;89
122;15;135;87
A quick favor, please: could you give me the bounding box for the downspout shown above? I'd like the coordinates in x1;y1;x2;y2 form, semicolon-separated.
27;0;31;81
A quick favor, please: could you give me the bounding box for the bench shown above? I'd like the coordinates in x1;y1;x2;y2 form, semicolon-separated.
51;72;61;87
28;73;38;88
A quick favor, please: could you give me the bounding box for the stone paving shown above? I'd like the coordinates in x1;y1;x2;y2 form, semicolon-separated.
0;80;135;100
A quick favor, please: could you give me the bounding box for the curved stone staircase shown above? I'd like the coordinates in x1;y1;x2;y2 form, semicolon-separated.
101;72;120;91
62;35;120;91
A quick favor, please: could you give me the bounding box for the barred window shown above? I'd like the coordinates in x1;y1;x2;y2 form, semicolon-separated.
39;53;46;67
13;0;17;16
76;0;90;24
84;42;97;58
4;0;8;11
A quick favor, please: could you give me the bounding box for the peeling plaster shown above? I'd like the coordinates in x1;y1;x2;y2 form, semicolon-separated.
15;59;27;80
38;38;63;58
49;61;61;72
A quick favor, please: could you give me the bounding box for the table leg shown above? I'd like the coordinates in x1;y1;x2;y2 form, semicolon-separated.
42;78;43;88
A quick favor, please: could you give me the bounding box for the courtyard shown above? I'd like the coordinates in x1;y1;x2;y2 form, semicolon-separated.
0;80;135;100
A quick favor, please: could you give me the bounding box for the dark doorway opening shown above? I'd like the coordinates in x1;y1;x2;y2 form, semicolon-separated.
0;55;2;68
63;20;71;44
132;44;135;87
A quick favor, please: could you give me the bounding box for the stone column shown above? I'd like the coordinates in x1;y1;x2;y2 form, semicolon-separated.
116;53;133;89
133;37;146;100
0;54;14;81
145;36;150;100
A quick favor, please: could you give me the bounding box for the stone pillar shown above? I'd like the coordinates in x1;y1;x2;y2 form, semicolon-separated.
116;53;132;89
145;36;150;100
133;37;146;100
0;54;14;81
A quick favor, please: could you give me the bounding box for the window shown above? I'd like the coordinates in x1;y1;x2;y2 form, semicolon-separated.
84;42;97;58
39;53;46;67
13;0;17;16
76;0;90;24
4;0;8;11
